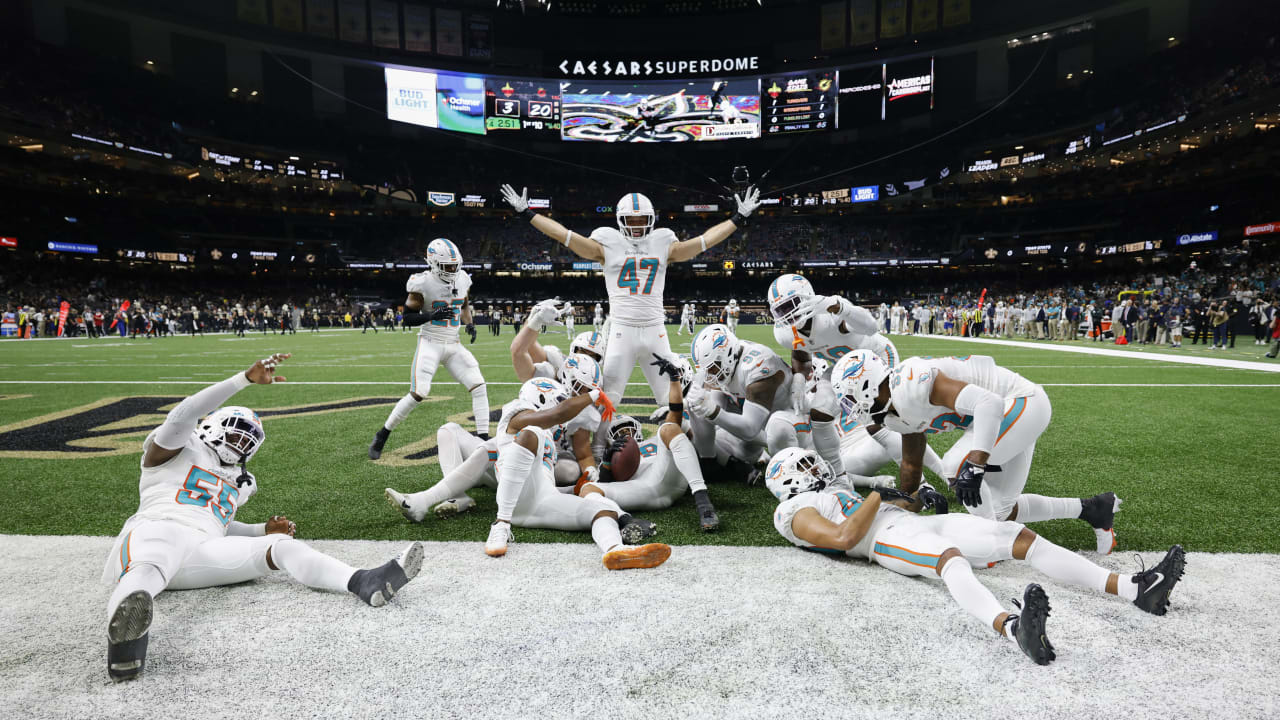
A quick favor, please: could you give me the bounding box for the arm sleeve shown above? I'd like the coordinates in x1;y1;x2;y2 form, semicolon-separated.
226;521;266;537
712;400;770;439
834;297;878;336
952;384;1005;456
152;372;253;451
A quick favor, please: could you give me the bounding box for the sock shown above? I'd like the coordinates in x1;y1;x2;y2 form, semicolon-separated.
1015;495;1083;522
1023;536;1110;593
268;537;355;592
437;426;464;476
470;385;490;436
495;443;535;522
384;393;421;431
938;556;1009;637
667;433;707;493
410;446;491;508
1116;575;1139;601
107;564;167;622
591;515;623;554
811;419;846;478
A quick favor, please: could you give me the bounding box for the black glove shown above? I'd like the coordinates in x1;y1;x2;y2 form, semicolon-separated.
605;435;629;460
466;324;477;343
429;305;455;321
917;483;949;514
872;486;915;504
650;353;681;381
950;460;986;508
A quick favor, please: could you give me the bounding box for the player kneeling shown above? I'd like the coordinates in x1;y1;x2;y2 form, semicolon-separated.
484;378;671;570
104;354;424;682
766;448;1186;665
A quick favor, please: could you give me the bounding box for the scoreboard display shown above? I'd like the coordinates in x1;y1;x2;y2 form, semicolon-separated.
485;79;561;134
762;70;837;134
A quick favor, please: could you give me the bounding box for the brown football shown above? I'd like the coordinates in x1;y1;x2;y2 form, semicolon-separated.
609;437;641;482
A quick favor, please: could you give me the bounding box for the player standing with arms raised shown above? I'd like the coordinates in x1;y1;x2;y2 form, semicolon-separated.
369;238;488;460
500;183;761;417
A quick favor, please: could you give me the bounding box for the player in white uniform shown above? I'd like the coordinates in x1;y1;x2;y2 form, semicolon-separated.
370;238;488;460
721;298;740;333
500;183;761;419
832;350;1122;554
593;302;605;331
562;300;575;338
767;447;1187;665
766;273;902;486
481;378;670;569
679;302;697;336
103;354;424;682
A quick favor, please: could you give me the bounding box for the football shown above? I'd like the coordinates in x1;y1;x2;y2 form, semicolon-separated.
609;437;641;482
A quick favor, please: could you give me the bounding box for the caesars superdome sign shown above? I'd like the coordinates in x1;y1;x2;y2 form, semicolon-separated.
555;55;761;78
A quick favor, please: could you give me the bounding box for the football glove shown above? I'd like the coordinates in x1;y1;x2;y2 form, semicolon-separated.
917;482;949;514
686;388;719;420
730;186;761;226
428;305;455;322
872;486;916;504
466;324;477;343
499;183;534;219
649;353;681;381
951;460;987;508
528;298;564;328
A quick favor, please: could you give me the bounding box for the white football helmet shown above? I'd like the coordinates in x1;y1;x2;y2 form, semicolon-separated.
197;406;265;465
617;192;655;241
558;353;603;396
516;378;570;439
426;238;462;283
767;273;816;327
831;350;891;425
607;415;643;444
764;447;834;501
571;330;608;361
691;324;740;389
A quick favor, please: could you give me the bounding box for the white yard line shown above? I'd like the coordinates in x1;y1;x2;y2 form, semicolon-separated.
922;335;1280;372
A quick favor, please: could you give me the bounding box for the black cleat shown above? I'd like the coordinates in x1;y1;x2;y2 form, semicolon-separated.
1132;545;1186;616
348;542;424;607
693;489;719;532
617;514;658;544
1008;583;1055;666
1080;492;1120;530
107;591;153;682
368;427;391;460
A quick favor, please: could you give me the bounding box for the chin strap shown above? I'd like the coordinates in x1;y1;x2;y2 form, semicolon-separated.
235;455;253;488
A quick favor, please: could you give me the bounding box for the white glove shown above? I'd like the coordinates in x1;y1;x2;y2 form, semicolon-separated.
734;186;761;218
872;475;897;487
581;465;599;487
500;183;530;213
687;389;719;420
798;294;834;321
789;373;810;417
647;405;671;424
527;298;564;328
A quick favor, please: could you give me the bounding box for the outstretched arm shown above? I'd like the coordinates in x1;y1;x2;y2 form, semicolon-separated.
790;491;885;551
501;184;604;262
668;187;762;263
144;353;289;468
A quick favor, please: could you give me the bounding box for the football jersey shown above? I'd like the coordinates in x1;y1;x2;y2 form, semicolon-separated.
407;269;473;343
722;340;792;410
532;345;566;380
883;355;1038;436
496;398;569;453
727;304;739;318
773;314;887;373
773;487;901;559
591;226;678;326
129;432;258;537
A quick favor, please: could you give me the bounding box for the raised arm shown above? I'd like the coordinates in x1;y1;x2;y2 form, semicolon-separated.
501;184;604;262
510;299;564;382
668;187;762;263
789;491;885;551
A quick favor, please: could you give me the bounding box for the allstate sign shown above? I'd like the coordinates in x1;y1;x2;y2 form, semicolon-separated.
1176;231;1217;246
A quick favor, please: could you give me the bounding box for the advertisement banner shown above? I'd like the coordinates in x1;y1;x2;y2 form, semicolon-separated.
436;72;486;135
273;0;303;32
880;0;906;38
56;301;70;338
850;0;876;46
306;0;336;38
402;4;432;52
428;191;456;207
851;185;879;202
821;2;847;51
911;0;938;34
47;241;98;254
684;204;721;212
338;0;368;43
1176;231;1218;246
0;237;16;247
385;68;439;128
370;0;400;48
436;8;463;57
555;56;761;79
1245;222;1278;237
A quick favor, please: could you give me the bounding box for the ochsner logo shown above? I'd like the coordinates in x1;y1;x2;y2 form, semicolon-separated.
519;262;553;271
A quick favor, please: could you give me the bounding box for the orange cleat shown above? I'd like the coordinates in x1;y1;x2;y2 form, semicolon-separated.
603;543;671;570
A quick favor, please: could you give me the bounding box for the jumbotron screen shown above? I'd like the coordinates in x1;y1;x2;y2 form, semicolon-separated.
884;57;935;118
762;70;838;134
559;78;760;142
485;79;561;135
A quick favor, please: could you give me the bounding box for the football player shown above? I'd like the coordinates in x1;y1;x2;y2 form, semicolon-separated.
593;302;605;331
766;273;897;485
482;377;669;569
500;183;761;421
721;298;740;333
832;350;1121;554
370;238;488;460
678;302;695;336
587;354;719;531
767;448;1186;665
104;354;424;682
562;299;575;338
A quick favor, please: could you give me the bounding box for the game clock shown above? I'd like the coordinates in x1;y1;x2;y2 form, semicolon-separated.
485;79;561;134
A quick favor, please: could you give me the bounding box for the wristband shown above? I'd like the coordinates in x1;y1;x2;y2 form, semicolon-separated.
563;229;572;247
730;212;749;227
668;402;683;416
520;208;536;221
698;235;707;252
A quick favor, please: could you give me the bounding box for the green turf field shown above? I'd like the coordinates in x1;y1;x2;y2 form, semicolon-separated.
2;325;1278;553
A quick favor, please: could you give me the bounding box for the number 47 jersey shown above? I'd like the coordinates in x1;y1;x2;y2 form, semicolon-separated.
591;226;677;327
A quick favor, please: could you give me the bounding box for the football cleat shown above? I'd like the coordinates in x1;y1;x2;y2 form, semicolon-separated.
107;590;153;682
603;543;672;570
384;488;427;523
617;514;658;544
1132;545;1186;616
1008;583;1055;666
433;495;476;518
348;542;424;607
1080;492;1121;554
369;427;391;460
694;491;720;532
485;521;513;557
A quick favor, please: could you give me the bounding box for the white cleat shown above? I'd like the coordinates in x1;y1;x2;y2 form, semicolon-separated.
485;520;513;557
385;488;427;523
433;495;477;518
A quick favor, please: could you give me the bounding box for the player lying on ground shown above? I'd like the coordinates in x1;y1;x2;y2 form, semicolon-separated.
483;378;670;569
370;238;487;460
766;448;1186;665
104;354;424;683
585;354;719;531
832;350;1121;553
